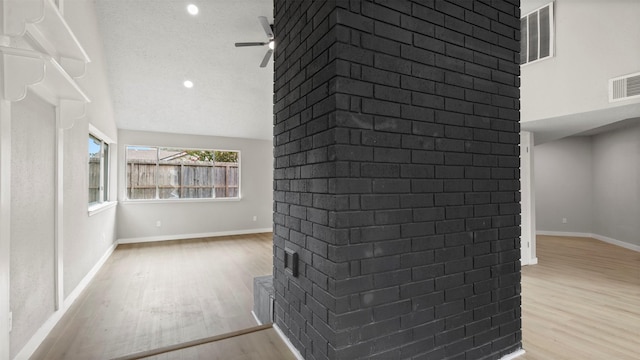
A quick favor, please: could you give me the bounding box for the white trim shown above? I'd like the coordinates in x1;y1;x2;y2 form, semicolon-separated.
54;111;64;310
88;124;114;145
122;144;242;202
88;127;114;210
251;310;262;326
500;349;526;360
592;234;640;252
62;241;117;309
536;231;593;238
117;228;273;244
13;240;117;360
520;132;536;266
520;2;554;67
273;324;305;360
522;1;553;17
520;55;553;67
120;197;241;205
88;200;117;216
0;98;12;360
537;231;640;252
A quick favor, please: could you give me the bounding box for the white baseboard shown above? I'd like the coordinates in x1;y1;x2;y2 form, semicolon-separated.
273;324;305;360
117;228;273;244
592;234;640;252
251;310;262;326
63;242;117;309
537;231;640;252
500;348;526;360
14;241;118;360
537;231;593;238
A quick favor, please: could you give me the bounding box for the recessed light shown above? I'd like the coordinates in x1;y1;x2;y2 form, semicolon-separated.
187;4;198;15
183;80;194;88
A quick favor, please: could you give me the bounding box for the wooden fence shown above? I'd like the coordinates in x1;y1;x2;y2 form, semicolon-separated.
89;157;100;202
123;160;239;199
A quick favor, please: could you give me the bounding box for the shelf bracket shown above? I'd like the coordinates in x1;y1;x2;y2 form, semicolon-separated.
2;0;46;37
0;47;45;102
4;0;90;78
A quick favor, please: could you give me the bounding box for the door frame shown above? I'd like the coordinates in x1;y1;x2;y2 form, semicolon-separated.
520;131;538;265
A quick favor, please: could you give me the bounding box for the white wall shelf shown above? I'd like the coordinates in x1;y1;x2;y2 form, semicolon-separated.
4;0;91;77
0;46;90;104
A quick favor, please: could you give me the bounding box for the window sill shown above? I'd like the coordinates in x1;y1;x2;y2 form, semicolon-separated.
121;197;242;205
521;55;554;67
88;201;117;216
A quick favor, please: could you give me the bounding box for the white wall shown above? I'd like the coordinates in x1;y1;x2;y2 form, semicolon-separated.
2;0;120;357
62;0;119;299
534;136;593;233
521;0;640;122
117;130;273;241
535;123;640;248
10;94;57;358
592;122;640;247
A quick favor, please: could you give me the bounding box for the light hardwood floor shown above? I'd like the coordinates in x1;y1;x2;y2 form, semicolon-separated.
33;233;273;360
520;235;640;360
33;233;639;359
131;327;296;360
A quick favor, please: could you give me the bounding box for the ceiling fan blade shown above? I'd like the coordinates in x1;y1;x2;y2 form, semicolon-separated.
260;49;273;68
258;16;274;38
235;42;267;47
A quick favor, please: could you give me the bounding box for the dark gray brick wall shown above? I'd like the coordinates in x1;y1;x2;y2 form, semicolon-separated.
273;1;521;359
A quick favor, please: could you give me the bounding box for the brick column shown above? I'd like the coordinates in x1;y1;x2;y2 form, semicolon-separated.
273;1;521;359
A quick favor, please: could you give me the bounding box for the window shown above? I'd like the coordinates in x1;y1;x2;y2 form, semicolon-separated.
88;134;110;206
520;3;554;65
126;146;240;200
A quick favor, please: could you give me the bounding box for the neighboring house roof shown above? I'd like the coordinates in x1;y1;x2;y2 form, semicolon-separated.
126;148;186;162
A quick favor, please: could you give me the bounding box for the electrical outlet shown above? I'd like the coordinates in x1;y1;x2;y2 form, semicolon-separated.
8;311;12;332
252;216;257;222
156;220;162;227
562;218;567;224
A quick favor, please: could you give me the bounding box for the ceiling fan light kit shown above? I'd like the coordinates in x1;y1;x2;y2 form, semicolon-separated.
235;16;275;68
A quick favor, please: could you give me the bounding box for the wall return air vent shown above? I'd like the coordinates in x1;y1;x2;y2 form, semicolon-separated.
609;72;640;102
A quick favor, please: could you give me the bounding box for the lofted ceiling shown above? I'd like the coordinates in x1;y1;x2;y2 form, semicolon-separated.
95;0;274;140
96;0;636;144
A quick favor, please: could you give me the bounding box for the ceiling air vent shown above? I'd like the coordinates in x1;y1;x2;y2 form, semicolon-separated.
609;72;640;102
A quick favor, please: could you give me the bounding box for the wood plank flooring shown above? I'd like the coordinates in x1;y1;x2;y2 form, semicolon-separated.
134;327;297;360
520;235;640;360
32;232;639;359
32;233;273;360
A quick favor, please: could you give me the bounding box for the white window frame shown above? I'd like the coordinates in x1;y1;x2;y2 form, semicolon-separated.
88;125;116;215
521;2;555;66
124;145;242;202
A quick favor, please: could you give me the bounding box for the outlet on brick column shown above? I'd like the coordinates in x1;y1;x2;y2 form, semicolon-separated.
284;248;298;277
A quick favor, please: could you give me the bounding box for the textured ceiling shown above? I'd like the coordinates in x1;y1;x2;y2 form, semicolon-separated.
95;0;274;140
521;102;640;144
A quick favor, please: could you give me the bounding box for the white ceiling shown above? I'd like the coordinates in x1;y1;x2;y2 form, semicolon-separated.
95;0;274;140
96;0;635;144
521;102;640;144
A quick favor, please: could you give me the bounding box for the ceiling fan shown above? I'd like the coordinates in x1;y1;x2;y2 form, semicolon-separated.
235;16;275;68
